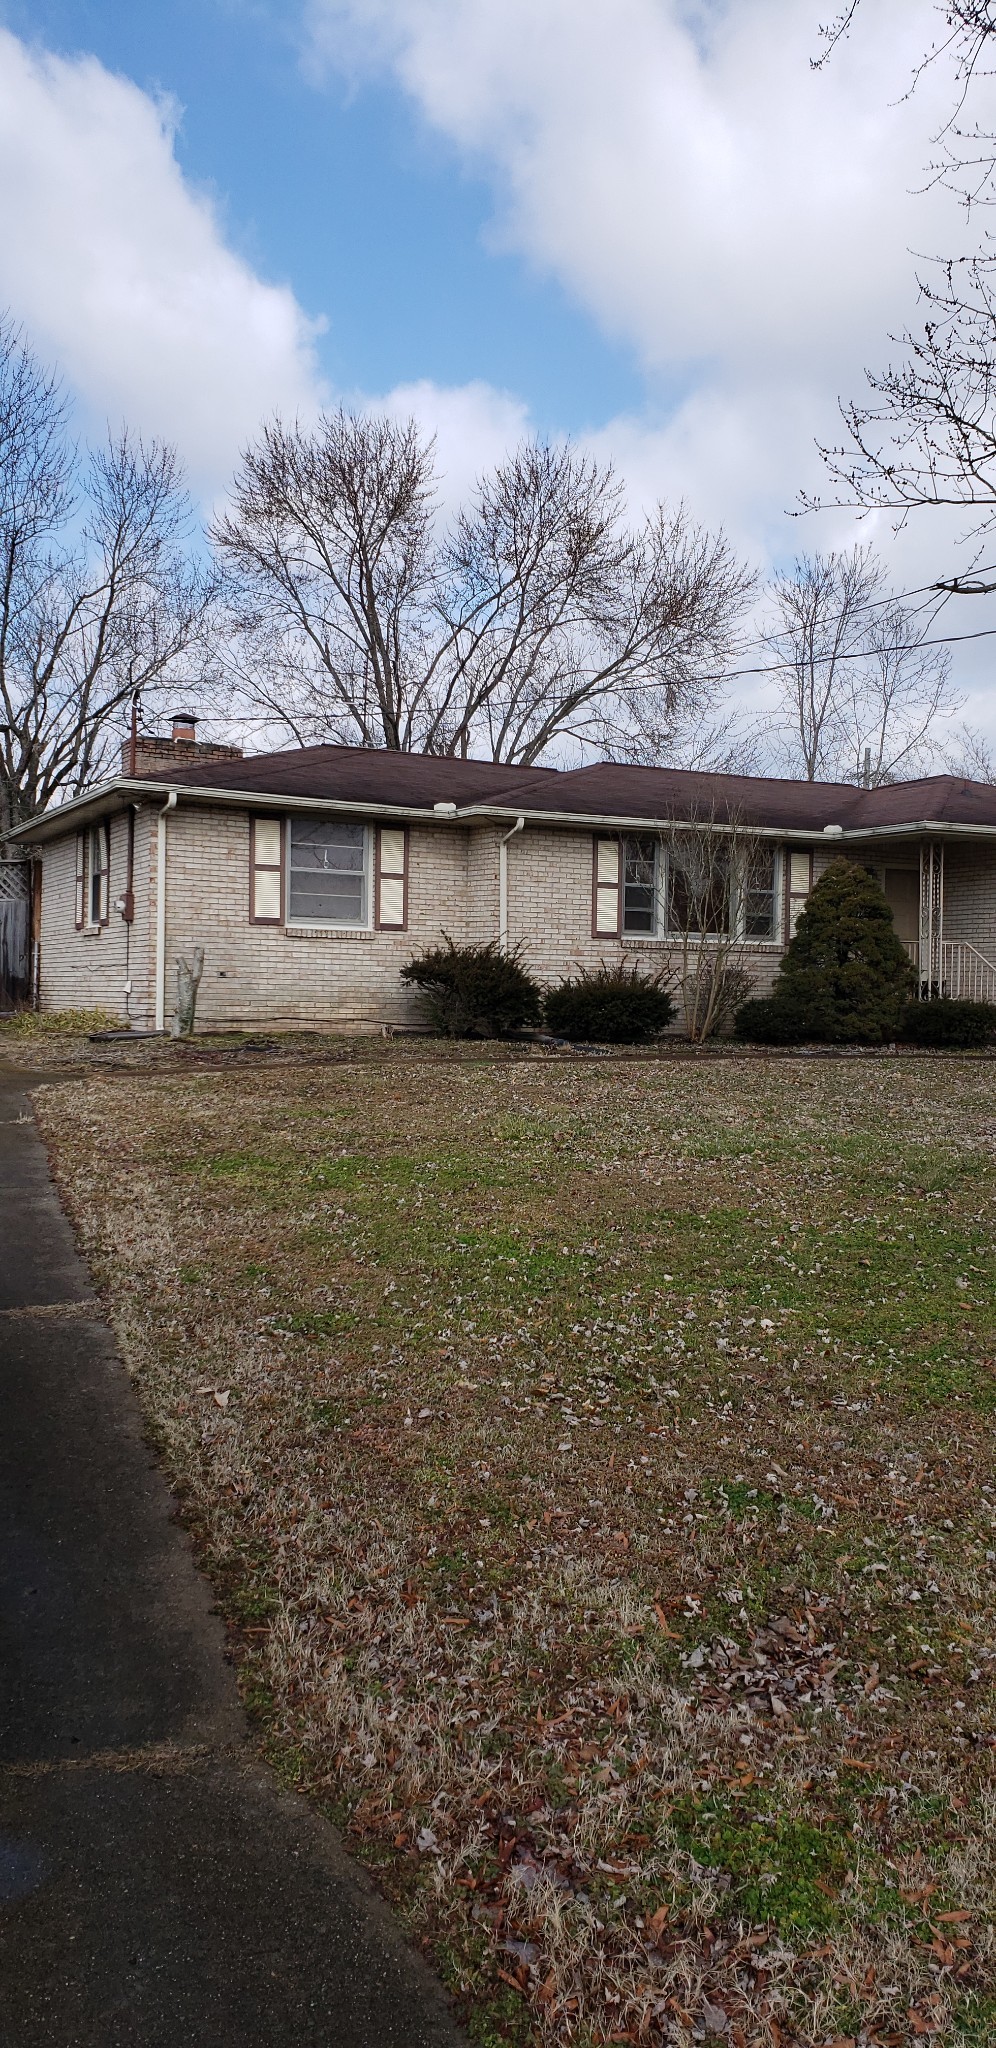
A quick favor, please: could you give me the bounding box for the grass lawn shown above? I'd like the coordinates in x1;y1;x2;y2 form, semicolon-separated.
31;1044;996;2047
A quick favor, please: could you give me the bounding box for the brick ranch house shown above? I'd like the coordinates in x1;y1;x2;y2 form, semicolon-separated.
10;716;996;1032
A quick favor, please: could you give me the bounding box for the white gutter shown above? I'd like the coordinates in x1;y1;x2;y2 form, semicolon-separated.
12;776;996;848
498;816;525;950
154;791;177;1032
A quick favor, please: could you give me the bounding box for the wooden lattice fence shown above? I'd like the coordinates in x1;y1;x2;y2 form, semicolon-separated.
0;860;30;1009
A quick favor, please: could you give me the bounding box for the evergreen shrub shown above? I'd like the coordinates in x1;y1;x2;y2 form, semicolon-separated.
899;998;996;1048
544;961;676;1043
734;858;914;1045
400;938;542;1037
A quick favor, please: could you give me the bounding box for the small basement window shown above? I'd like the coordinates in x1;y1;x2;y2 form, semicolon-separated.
288;818;369;926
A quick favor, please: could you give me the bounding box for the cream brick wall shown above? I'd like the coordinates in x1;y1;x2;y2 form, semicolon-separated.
937;843;996;958
503;824;788;1007
38;807;154;1024
46;805;996;1031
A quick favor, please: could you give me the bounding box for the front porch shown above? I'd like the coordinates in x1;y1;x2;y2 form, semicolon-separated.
862;837;996;1003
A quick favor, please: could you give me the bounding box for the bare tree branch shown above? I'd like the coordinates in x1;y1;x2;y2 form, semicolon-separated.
0;323;216;839
765;546;958;781
213;415;753;767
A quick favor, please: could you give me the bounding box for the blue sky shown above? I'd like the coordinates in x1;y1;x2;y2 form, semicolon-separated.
1;0;644;429
0;0;993;733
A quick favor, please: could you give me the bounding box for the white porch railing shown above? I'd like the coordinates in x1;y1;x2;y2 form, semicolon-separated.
906;939;996;1003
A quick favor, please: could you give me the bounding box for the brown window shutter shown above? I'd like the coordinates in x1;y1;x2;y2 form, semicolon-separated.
96;822;111;926
250;816;284;923
786;849;812;938
376;825;408;929
74;832;87;930
592;836;621;937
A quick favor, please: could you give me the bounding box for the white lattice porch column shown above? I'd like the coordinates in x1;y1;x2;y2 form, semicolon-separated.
918;840;944;994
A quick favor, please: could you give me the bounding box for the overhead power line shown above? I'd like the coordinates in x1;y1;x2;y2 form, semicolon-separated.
739;559;996;659
714;619;996;687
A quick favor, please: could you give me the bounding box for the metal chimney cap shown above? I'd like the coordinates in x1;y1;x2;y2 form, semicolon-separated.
171;711;198;735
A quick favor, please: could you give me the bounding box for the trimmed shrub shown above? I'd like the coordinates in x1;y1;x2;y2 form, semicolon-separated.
544;961;676;1043
899;997;996;1048
733;993;827;1045
400;937;542;1038
734;859;914;1045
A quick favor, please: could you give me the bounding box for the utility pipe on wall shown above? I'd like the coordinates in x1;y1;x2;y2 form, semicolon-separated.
154;790;177;1031
498;816;525;951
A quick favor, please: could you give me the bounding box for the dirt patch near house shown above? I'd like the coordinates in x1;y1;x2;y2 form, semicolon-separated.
35;1053;996;2046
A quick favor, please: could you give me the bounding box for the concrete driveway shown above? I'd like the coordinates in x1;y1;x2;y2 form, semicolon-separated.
0;1062;466;2047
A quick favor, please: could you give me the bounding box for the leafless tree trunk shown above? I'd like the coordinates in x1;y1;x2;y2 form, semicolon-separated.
211;413;753;766
0;323;216;842
765;547;957;782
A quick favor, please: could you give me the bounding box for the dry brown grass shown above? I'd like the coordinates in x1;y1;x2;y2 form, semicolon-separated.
33;1047;996;2048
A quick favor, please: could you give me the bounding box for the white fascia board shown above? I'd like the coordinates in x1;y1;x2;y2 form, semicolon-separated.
15;779;996;847
467;806;996;840
7;778;474;844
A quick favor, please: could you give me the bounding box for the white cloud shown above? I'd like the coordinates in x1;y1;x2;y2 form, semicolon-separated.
0;29;326;496
381;376;531;511
305;1;970;540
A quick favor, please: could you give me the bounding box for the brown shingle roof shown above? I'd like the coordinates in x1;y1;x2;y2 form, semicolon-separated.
138;743;560;810
133;743;996;831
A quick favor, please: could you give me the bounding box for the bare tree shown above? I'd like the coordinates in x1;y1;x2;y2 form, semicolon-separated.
0;323;215;840
212;413;753;765
939;717;996;777
765;546;957;782
210;411;439;753
815;4;996;549
441;449;753;764
659;808;770;1041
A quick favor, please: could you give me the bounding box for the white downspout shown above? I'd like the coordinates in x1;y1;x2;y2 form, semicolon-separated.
498;816;525;951
154;791;177;1031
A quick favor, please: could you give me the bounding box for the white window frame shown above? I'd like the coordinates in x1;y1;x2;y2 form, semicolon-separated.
286;816;373;930
86;822;110;929
621;833;662;935
733;844;782;945
620;836;782;944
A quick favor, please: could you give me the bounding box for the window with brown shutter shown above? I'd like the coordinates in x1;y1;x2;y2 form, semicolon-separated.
592;837;621;936
250;816;284;923
376;825;408;929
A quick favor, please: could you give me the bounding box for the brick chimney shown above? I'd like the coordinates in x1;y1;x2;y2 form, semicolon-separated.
122;709;243;775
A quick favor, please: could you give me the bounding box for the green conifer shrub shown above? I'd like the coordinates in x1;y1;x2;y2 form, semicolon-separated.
400;938;542;1037
734;858;914;1045
544;961;676;1043
899;997;996;1047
